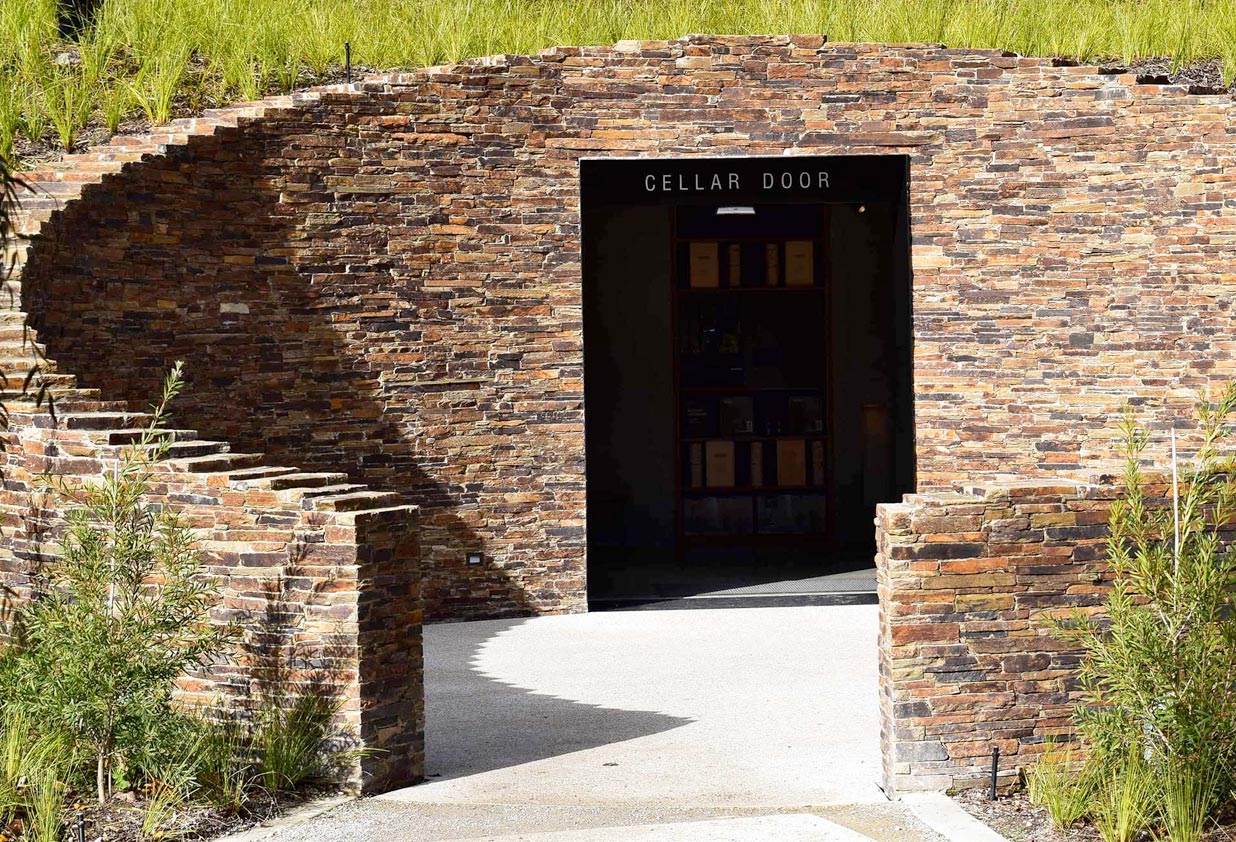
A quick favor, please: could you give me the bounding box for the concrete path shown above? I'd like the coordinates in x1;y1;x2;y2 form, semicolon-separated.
262;606;949;842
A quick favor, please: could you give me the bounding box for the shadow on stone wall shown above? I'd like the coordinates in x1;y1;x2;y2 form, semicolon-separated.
20;131;545;621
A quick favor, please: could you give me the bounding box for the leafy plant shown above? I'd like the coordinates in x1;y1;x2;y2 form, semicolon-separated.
191;718;252;814
98;81;131;134
0;80;24;162
1057;386;1236;775
3;362;235;804
27;766;64;842
40;61;98;151
130;49;188;126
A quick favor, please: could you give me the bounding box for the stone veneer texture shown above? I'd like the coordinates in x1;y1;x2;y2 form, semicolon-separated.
0;405;423;792
14;36;1236;620
4;31;1236;797
873;477;1159;795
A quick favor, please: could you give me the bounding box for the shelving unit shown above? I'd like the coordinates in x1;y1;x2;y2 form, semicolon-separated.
670;206;831;559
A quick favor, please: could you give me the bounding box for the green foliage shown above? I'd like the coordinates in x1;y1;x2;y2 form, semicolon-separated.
255;693;341;792
39;61;98;151
9;0;1236;165
0;710;71;831
129;48;188;126
1058;385;1236;774
1159;759;1220;842
3;362;235;804
0;364;354;836
1025;747;1096;830
27;766;64;842
1092;747;1158;842
190;717;253;814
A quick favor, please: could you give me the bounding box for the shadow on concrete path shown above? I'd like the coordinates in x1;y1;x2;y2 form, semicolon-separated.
424;618;693;781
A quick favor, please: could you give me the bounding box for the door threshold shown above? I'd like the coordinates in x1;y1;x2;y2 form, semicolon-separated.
589;591;877;611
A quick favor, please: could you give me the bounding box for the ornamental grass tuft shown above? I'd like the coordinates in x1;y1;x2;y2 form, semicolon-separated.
9;0;1236;166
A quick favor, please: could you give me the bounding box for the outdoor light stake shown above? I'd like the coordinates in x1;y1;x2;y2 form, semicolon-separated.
989;746;1000;801
345;42;352;84
76;810;85;842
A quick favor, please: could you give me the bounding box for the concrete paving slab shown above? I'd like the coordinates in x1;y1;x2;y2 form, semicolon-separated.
386;605;885;808
255;801;946;842
259;606;951;842
460;813;873;842
902;793;1011;842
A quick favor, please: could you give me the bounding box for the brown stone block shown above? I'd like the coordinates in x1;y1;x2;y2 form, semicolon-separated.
955;593;1015;612
891;623;961;645
921;572;1014;590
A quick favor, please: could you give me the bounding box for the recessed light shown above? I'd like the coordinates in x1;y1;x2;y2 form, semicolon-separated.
716;206;756;216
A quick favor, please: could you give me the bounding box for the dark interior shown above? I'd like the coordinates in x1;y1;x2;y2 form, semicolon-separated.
581;156;914;604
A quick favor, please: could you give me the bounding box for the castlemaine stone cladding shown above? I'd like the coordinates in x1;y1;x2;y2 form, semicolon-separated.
875;478;1137;795
4;35;1236;793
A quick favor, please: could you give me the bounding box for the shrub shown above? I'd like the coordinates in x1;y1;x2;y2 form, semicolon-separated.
1;362;235;804
1058;385;1236;777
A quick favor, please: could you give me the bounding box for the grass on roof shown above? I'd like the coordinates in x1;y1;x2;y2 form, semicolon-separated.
2;0;1233;165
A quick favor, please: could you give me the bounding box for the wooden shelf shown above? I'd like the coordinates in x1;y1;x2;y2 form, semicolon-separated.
680;434;827;443
671;208;833;556
677;286;826;294
680;385;825;394
683;485;827;496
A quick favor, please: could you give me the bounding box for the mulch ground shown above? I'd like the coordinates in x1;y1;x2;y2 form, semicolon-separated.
954;788;1099;842
954;787;1236;842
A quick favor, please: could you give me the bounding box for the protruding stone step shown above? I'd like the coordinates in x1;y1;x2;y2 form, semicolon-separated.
3;395;131;412
106;427;200;445
295;482;370;499
139;440;230;460
222;465;302;486
5;373;77;392
162;452;264;473
0;324;37;341
311;489;403;512
58;411;151;430
0;335;46;350
0;357;57;375
263;472;352;490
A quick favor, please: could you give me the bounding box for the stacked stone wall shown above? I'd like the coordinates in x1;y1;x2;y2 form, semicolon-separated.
0;402;422;792
874;477;1174;795
8;34;1236;796
13;37;1236;619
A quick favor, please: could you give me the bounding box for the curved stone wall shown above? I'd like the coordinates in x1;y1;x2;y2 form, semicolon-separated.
12;35;1236;624
3;102;423;793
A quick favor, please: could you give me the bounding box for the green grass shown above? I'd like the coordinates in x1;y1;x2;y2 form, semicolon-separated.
1091;747;1158;842
5;0;1236;165
1026;747;1097;830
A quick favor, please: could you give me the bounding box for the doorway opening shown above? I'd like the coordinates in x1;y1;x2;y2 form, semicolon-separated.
581;156;914;606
